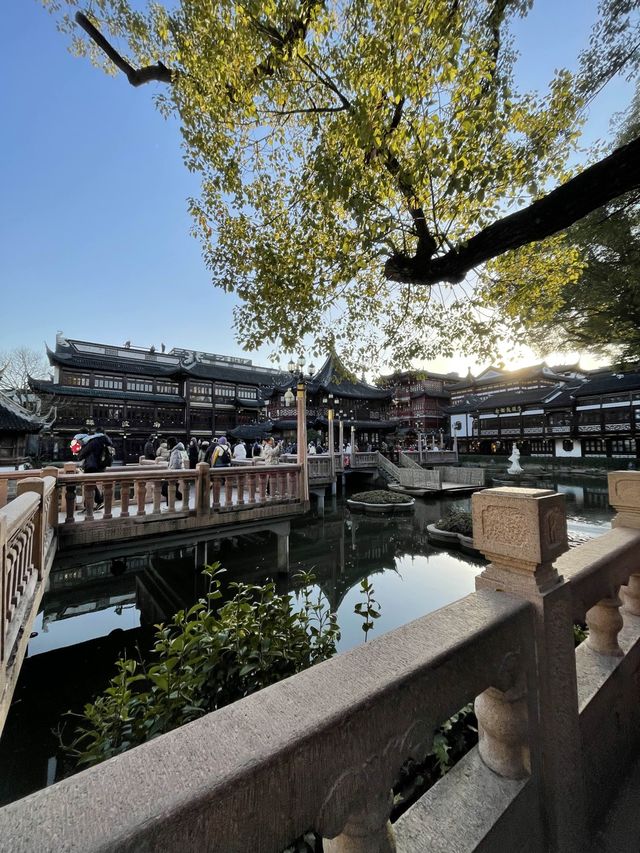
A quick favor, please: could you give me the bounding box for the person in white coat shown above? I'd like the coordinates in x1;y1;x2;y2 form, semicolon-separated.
233;441;247;461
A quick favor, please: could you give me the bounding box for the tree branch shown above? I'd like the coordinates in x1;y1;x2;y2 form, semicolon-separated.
385;133;640;285
75;12;172;86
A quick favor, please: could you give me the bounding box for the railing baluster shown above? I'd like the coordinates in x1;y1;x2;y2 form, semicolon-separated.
586;591;624;657
136;480;146;516
153;481;162;514
247;472;256;505
258;473;267;503
168;481;176;512
183;478;191;511
120;481;130;518
84;483;95;520
103;482;114;520
65;484;76;524
236;473;245;506
622;573;640;616
323;792;397;853
224;475;233;508
211;476;221;510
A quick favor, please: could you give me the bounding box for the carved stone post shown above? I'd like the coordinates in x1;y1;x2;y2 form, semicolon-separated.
195;462;210;515
608;473;640;618
472;486;586;853
323;790;396;853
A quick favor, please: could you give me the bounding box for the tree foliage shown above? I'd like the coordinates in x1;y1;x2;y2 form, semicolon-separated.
521;80;640;363
44;0;640;365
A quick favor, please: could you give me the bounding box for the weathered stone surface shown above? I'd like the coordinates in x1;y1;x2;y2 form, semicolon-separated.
0;591;534;853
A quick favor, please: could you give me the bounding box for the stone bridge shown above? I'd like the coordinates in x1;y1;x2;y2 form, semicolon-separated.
1;472;640;850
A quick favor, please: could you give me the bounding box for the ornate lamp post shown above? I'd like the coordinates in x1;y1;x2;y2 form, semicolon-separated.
153;420;161;433
121;419;130;464
86;417;95;433
283;355;313;502
322;393;338;478
337;408;345;456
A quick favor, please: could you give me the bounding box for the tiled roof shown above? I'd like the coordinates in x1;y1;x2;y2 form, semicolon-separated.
47;341;286;386
29;379;184;404
307;355;392;400
573;373;640;398
409;388;451;400
476;386;562;411
47;345;181;378
0;392;43;433
444;364;568;391
441;395;482;415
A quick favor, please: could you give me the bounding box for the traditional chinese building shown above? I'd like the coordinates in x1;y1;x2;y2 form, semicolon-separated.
30;334;282;462
0;392;44;467
377;369;455;439
266;354;394;447
442;363;640;461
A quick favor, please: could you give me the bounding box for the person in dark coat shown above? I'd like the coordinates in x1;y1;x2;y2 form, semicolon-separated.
188;437;199;469
75;429;113;510
144;435;156;460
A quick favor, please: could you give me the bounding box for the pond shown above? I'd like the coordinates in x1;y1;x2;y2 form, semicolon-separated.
0;475;613;805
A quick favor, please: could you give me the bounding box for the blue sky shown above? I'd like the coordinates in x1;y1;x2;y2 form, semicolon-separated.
0;1;635;373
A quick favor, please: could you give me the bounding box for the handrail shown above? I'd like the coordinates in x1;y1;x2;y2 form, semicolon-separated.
1;475;58;734
0;591;534;852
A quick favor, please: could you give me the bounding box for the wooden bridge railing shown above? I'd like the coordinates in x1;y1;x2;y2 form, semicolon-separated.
0;474;57;732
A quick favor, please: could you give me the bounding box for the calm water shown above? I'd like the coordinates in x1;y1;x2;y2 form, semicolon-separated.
0;475;613;804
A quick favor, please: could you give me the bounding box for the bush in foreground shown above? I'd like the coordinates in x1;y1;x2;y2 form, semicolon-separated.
64;565;339;768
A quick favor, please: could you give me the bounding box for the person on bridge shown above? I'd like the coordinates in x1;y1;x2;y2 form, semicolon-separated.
74;428;113;511
233;440;247;461
188;437;199;468
211;437;232;467
143;435;156;460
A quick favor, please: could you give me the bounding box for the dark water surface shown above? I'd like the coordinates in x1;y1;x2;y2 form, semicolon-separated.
0;475;613;804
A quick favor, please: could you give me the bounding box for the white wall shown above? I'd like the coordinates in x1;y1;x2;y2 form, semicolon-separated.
450;413;473;438
555;438;582;458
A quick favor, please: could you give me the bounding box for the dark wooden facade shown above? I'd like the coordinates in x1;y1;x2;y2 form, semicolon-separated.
31;336;283;463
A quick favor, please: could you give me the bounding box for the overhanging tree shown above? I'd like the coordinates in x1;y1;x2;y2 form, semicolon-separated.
44;0;640;364
517;80;640;363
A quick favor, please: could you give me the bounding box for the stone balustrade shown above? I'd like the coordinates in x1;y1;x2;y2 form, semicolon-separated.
0;590;538;853
0;474;57;732
55;462;306;548
2;473;640;850
0;470;45;509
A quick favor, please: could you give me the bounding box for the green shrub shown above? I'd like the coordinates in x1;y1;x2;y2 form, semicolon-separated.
351;489;412;504
436;509;473;537
63;565;339;769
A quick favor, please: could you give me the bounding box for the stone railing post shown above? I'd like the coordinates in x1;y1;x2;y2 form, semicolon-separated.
16;478;45;577
608;472;640;616
195;462;210;516
0;514;7;665
472;486;586;853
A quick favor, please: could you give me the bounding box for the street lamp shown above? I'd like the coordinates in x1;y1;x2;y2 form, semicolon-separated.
86;417;95;432
322;392;336;474
284;355;310;501
153;420;161;431
121;420;130;464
